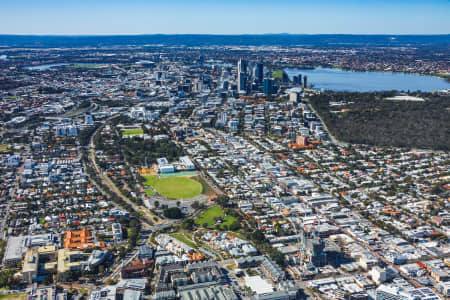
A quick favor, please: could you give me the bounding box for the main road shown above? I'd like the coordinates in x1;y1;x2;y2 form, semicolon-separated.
85;117;173;231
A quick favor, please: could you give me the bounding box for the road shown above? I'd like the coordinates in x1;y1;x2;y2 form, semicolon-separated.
102;249;138;283
307;102;346;147
86;119;168;229
0;146;30;239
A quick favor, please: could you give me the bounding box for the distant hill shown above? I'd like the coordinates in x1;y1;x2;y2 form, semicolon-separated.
0;34;449;48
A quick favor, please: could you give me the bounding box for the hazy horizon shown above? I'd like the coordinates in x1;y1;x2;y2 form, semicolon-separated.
1;0;449;35
1;33;450;37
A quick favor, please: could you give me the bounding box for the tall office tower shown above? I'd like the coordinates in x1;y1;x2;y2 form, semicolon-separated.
255;62;264;85
303;75;308;88
293;74;302;85
237;59;248;92
263;78;274;95
282;71;289;83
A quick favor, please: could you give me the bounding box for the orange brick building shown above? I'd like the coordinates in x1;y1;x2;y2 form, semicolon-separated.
64;228;101;250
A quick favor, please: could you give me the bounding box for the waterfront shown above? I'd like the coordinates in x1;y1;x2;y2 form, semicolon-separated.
285;67;450;92
26;63;106;70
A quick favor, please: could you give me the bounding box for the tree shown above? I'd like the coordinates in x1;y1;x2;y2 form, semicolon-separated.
181;219;195;230
215;195;230;207
251;230;266;244
229;220;241;231
269;248;285;267
163;207;182;219
0;269;16;289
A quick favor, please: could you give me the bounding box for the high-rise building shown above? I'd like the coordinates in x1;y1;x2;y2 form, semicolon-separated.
254;62;264;85
303;75;308;88
282;71;289;83
237;59;248;92
293;74;302;85
263;78;274;95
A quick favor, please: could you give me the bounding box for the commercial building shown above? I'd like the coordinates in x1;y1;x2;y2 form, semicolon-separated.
22;249;39;283
178;281;238;300
238;59;248;93
180;156;196;170
376;285;441;300
157;157;175;174
263;78;274;95
3;233;56;266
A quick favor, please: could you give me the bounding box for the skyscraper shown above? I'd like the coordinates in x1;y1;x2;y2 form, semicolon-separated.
303;75;308;88
282;71;289;83
298;74;302;86
263;78;274;95
237;59;248;92
254;62;264;86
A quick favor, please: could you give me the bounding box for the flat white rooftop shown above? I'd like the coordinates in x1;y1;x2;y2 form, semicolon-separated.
244;276;274;295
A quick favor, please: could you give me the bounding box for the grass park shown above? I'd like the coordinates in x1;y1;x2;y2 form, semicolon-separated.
121;128;144;136
170;232;198;248
143;175;203;199
0;144;11;153
194;206;237;230
272;70;283;80
0;294;27;300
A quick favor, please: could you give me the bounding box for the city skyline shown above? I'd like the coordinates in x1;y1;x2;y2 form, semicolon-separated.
1;0;449;35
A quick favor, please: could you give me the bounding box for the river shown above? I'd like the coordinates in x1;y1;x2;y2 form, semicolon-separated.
25;63;105;70
285;67;450;92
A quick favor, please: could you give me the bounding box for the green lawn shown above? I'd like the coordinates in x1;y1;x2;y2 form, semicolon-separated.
0;145;11;153
144;188;154;196
121;128;144;136
142;175;202;199
221;215;237;229
170;232;198;248
143;175;159;186
272;70;283;80
194;206;237;229
0;294;27;300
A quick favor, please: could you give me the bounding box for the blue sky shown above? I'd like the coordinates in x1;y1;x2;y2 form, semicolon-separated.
1;0;449;35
